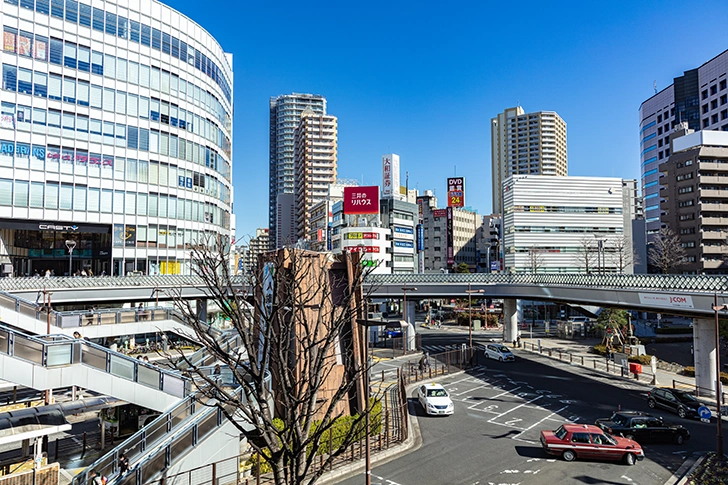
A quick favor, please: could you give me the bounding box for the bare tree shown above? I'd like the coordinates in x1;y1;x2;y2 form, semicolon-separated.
528;247;545;273
648;227;687;274
168;243;376;485
608;235;640;273
573;237;598;273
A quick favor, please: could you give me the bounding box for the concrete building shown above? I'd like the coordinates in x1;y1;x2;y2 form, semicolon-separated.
236;228;269;276
639;49;728;240
330;201;390;274
418;192;479;272
0;0;233;276
491;107;568;214
502;175;633;273
380;198;418;273
269;93;326;249
293;108;337;243
477;214;502;273
305;180;357;252
659;129;728;274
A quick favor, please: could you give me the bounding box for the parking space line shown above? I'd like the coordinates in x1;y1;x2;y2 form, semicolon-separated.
511;404;569;442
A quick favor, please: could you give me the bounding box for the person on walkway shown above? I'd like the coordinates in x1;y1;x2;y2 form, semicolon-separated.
213;364;221;375
73;331;82;339
118;453;129;474
517;335;522;348
44;269;50;278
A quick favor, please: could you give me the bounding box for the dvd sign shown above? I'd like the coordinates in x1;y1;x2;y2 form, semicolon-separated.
344;186;380;215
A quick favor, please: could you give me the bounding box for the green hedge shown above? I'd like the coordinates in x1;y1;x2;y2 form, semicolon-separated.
243;398;384;473
591;344;653;365
656;327;693;334
683;366;728;384
456;313;499;327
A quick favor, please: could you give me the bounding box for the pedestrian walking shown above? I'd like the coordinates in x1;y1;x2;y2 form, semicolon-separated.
118;453;129;474
213;364;221;375
73;331;82;339
517;335;522;348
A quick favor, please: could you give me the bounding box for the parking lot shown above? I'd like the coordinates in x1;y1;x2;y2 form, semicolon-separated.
340;352;712;485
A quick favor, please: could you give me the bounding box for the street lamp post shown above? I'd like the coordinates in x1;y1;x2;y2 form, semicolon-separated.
65;240;76;276
712;293;725;457
356;307;377;485
465;283;484;350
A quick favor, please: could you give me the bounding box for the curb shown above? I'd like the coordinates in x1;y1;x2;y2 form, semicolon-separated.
663;452;705;485
318;372;465;484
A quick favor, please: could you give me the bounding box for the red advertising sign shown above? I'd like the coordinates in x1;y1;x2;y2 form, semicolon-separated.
447;177;465;207
433;209;447;218
348;246;380;253
344;186;380;215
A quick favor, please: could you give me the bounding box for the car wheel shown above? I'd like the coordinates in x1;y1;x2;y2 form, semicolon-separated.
624;453;636;466
675;434;685;445
624;434;635;441
678;407;687;419
562;450;576;462
647;399;656;409
499;357;504;362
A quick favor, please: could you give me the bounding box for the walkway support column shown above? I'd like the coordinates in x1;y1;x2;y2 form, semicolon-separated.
504;299;518;344
693;318;717;397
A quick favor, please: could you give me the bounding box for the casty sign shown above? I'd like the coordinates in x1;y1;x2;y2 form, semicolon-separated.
344;186;380;215
638;293;694;309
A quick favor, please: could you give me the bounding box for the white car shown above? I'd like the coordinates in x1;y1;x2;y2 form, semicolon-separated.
484;343;515;362
418;383;454;416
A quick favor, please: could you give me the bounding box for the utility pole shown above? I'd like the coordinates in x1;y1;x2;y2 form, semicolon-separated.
712;293;725;457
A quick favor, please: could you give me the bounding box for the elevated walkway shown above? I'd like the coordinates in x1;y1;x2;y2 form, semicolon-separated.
0;324;190;412
0;290;221;342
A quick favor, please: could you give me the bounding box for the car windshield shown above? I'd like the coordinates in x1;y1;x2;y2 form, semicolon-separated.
495;346;509;353
675;391;697;403
610;413;630;426
554;426;567;440
427;389;448;397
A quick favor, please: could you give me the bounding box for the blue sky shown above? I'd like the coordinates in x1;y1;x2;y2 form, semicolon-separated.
164;0;728;240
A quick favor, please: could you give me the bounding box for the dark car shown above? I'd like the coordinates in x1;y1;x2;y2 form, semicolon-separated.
595;411;690;445
647;387;701;419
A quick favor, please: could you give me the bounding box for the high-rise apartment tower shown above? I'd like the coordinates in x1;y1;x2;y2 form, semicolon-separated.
294;108;338;243
491;107;567;214
269;93;326;248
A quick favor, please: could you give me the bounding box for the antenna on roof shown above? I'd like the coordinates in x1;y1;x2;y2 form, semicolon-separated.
654;80;657;94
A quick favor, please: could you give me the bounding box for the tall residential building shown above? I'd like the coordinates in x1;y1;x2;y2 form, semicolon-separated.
502;175;633;274
491;107;568;214
638;49;728;240
294;108;337;243
237;228;270;275
0;0;233;276
659;129;728;274
269;93;326;248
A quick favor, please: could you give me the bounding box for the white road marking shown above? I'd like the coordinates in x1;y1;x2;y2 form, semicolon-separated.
620;476;633;482
511;404;569;442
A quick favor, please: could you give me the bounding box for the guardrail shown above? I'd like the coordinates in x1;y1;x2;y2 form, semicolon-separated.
0;324;190;399
2;272;728;295
75;367;272;485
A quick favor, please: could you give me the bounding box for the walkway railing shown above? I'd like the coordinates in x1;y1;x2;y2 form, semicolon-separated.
0;323;190;399
1;272;728;295
368;273;728;293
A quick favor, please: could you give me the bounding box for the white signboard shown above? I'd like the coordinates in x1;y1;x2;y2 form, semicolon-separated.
638;293;694;309
382;154;400;199
0;114;14;129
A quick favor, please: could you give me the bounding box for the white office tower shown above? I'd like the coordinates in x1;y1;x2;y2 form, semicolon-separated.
502;175;633;274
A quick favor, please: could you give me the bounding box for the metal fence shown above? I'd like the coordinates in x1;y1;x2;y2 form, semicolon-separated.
2;272;728;295
143;378;409;485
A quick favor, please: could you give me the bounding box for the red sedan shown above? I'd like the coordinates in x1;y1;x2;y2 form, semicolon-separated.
540;424;644;465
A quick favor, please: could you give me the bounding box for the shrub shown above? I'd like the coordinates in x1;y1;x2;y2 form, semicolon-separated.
591;344;653;366
683;366;728;384
456;312;498;327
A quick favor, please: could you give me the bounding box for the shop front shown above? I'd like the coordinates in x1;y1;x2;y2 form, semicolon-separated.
0;219;112;277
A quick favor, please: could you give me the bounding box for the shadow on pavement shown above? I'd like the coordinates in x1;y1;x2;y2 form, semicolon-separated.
573;475;635;484
514;445;548;458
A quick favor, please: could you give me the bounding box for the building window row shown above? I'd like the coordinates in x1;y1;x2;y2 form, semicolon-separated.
1;62;231;159
2;28;230;132
1;100;231;183
505;205;622;215
0;139;230;205
3;0;231;102
511;226;623;234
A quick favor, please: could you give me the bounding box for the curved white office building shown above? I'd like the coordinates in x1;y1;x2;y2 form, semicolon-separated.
0;0;233;276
